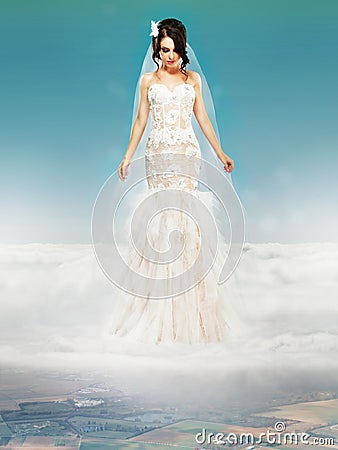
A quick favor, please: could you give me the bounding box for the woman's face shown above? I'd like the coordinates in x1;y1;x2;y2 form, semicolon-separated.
159;37;181;69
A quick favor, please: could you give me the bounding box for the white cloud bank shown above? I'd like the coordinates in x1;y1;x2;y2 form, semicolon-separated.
1;242;338;402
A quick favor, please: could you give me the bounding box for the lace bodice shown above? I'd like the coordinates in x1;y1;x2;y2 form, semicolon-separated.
145;82;201;193
146;83;199;148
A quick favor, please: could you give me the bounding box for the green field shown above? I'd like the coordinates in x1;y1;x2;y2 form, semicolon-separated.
79;416;338;449
80;419;233;449
80;441;192;449
0;422;12;437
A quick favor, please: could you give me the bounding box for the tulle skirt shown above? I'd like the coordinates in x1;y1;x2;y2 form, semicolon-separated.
108;186;245;345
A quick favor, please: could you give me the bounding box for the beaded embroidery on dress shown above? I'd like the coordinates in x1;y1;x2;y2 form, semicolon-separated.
109;82;243;344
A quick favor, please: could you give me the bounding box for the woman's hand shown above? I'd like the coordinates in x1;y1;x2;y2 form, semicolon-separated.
118;156;131;181
219;152;234;173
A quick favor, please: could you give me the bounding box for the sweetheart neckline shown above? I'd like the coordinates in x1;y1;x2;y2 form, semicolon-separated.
148;83;194;94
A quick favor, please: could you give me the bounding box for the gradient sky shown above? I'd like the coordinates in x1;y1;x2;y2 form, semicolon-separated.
1;0;337;243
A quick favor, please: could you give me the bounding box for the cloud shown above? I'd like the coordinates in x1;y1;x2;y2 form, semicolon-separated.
1;242;338;403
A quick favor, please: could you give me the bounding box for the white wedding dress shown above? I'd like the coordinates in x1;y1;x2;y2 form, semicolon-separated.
109;82;243;345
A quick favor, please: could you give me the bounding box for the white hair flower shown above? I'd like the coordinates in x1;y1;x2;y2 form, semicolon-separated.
149;20;159;38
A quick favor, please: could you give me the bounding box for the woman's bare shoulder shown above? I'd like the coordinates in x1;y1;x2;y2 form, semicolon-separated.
186;70;201;86
140;71;157;87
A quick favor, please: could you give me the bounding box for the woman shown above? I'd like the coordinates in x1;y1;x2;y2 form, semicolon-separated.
118;19;234;182
108;18;244;344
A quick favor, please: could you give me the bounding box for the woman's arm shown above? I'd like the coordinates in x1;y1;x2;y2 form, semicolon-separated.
192;72;234;173
118;73;150;181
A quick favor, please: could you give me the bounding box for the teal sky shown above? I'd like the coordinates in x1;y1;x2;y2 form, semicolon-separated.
1;0;337;243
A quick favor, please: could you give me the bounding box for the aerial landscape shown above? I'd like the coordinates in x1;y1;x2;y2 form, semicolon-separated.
1;365;337;449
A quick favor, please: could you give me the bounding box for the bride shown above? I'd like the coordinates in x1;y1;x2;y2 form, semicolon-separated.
105;18;245;345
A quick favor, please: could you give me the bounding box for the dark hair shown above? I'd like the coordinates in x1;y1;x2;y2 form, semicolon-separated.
151;18;190;78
